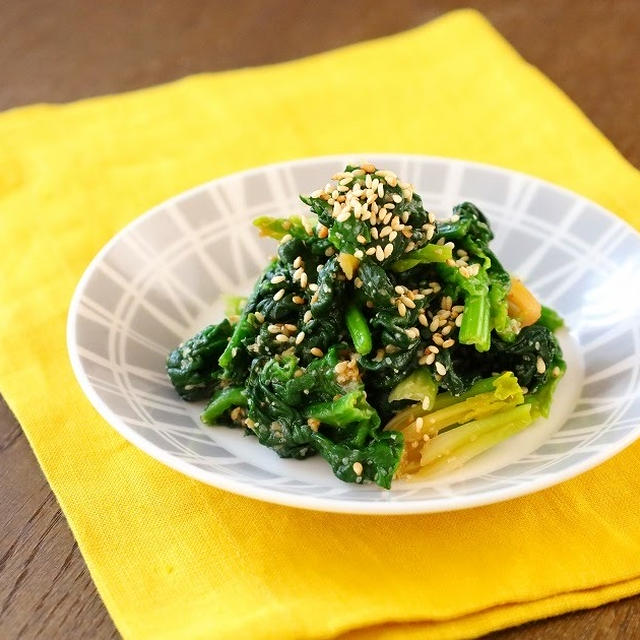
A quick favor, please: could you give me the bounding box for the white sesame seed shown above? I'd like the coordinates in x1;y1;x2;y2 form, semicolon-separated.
352;461;363;476
429;317;440;332
296;331;305;345
300;273;308;288
384;243;394;258
376;245;385;261
397;302;407;317
271;275;285;284
432;334;444;346
377;183;385;198
303;310;313;323
392;194;402;203
311;347;324;357
254;311;265;323
273;289;285;301
281;234;292;243
401;295;415;309
441;325;452;336
389;231;398;242
308;283;318;292
455;313;464;327
293;256;303;268
365;247;376;256
418;314;428;327
536;356;546;374
267;324;280;333
356;234;367;244
435;362;447;376
442;338;455;349
354;277;363;288
275;333;289;343
380;226;392;238
370;227;379;240
425;353;436;366
292;295;305;305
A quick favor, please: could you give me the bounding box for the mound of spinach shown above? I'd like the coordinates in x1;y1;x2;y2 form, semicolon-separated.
167;167;565;488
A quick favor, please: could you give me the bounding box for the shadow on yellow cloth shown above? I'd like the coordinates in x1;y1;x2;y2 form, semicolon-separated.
1;9;639;640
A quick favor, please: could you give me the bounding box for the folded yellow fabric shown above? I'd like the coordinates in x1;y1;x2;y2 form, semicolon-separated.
2;9;640;640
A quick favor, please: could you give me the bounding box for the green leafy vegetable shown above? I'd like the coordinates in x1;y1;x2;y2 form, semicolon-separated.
167;164;566;488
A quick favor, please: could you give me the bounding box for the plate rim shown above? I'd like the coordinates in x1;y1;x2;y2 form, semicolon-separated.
67;153;640;515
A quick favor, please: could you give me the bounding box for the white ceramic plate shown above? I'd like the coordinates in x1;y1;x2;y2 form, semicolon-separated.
67;155;640;514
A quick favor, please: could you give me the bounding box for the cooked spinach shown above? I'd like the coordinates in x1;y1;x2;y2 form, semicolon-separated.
167;164;565;488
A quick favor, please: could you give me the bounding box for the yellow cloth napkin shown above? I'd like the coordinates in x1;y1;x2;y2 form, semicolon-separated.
1;9;640;640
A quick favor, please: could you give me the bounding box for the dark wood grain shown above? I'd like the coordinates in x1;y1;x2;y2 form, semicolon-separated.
1;2;639;639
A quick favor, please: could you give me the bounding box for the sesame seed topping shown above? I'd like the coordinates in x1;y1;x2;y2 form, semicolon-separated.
425;353;436;365
275;333;289;343
303;310;313;323
292;295;305;305
254;311;265;323
392;194;402;203
271;275;285;284
418;314;428;327
356;234;367;244
296;331;305;345
536;356;546;374
401;295;415;309
375;245;385;261
273;289;285;301
435;361;447;376
397;301;407;317
311;347;324;357
300;273;308;288
442;338;455;349
352;461;364;476
384;243;394;258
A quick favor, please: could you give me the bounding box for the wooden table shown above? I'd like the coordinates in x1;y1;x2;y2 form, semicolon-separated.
1;1;638;638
